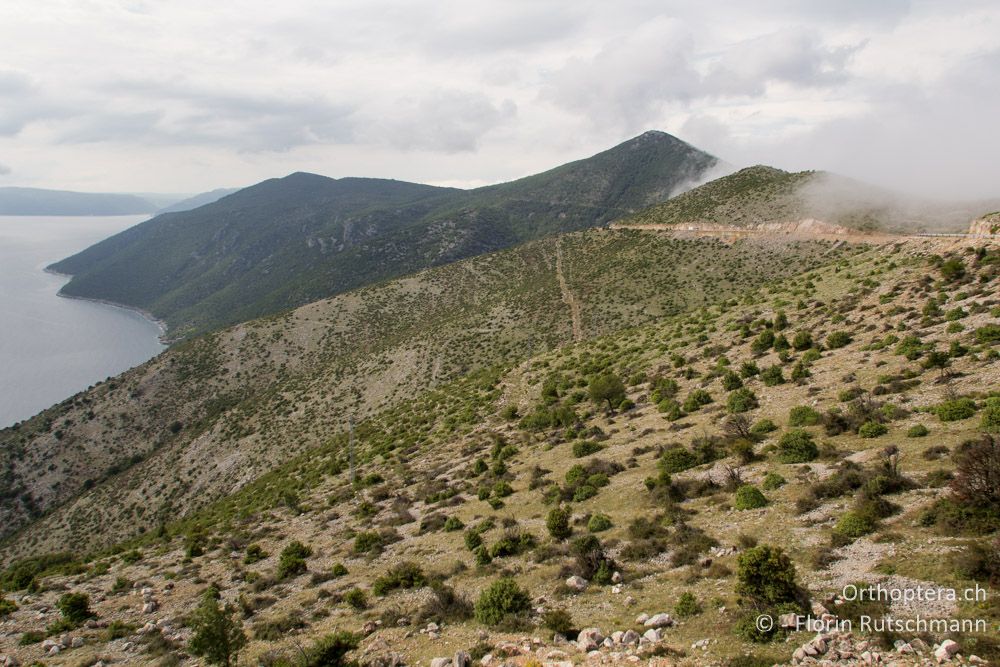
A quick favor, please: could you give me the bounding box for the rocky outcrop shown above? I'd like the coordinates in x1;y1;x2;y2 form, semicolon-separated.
968;212;1000;237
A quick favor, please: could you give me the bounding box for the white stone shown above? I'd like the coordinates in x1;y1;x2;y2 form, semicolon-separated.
611;571;622;584
641;628;661;644
576;627;604;652
634;613;649;624
935;640;960;662
643;613;672;629
565;576;588;592
620;630;640;646
70;636;84;648
453;651;471;667
429;658;451;667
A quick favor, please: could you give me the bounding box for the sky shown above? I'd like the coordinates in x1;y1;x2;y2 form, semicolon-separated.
1;0;998;199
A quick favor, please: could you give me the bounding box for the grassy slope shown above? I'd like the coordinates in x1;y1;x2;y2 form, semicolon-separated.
2;237;997;666
1;231;849;558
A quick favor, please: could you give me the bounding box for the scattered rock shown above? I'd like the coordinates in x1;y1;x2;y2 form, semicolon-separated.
429;658;451;667
576;627;604;652
641;628;661;644
453;650;471;667
643;613;672;628
565;575;588;592
935;640;959;662
611;571;623;584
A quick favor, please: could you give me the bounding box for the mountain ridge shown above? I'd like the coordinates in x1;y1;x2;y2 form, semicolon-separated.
47;132;719;338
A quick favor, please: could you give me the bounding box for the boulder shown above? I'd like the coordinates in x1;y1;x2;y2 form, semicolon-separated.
0;656;21;667
565;576;588;592
576;627;604;652
70;637;84;649
429;659;451;667
935;640;960;662
620;630;640;646
641;628;661;644
635;613;649;624
611;571;623;584
643;613;672;629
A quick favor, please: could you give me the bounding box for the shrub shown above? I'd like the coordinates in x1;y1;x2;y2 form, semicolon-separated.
244;544;266;564
734;485;768;510
57;592;94;626
728;388;759;414
826;331;853;349
750;419;778;436
277;541;312;579
299;632;358;667
907;424;929;438
542;608;576;637
0;596;17;617
188;590;247;667
981;401;1000;434
444;516;465;532
858;421;888;438
682;389;713;413
331;563;348;577
951;540;1000;584
572;440;603;457
474;578;531;627
570;535;617;584
736;545;801;607
674;591;702;617
587;513;613;532
547;506;572;540
777;430;818;463
951;435;1000;511
489;529;537;558
722;371;744;391
657;398;684;421
975;324;1000;344
936;398;977;422
373;562;426;596
792;331;813;350
740;361;760;378
344;588;367;610
660;446;699;473
834;511;877;540
760;365;784;387
762;472;786;490
788;406;821;427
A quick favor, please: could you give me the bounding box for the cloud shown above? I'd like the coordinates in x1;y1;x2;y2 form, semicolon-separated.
0;0;997;199
368;91;517;153
0;162;11;176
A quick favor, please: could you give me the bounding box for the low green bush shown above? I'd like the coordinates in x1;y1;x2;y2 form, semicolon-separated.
734;485;768;510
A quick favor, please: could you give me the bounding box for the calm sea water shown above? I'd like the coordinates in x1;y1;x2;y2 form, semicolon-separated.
0;215;165;427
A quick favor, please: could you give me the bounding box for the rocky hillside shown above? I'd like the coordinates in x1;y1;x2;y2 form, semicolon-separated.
1;230;848;558
1;234;997;667
48;132;718;339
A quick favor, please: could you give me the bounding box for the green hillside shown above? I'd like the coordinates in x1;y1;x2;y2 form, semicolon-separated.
2;230;850;556
2;232;997;667
48;131;717;338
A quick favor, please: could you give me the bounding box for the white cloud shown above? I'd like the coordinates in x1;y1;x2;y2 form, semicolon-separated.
0;0;996;199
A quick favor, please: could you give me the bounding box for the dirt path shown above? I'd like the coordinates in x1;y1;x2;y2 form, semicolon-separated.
555;241;584;342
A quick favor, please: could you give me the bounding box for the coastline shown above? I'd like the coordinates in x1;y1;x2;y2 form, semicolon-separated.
43;267;171;344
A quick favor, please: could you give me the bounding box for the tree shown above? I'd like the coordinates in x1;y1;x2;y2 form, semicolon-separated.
188;590;247;667
588;373;626;412
736;545;801;608
546;505;572;540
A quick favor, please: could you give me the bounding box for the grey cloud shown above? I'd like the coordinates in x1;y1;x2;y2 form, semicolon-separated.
701;30;861;97
57;81;357;151
371;91;517;153
0;163;11;176
542;18;701;131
